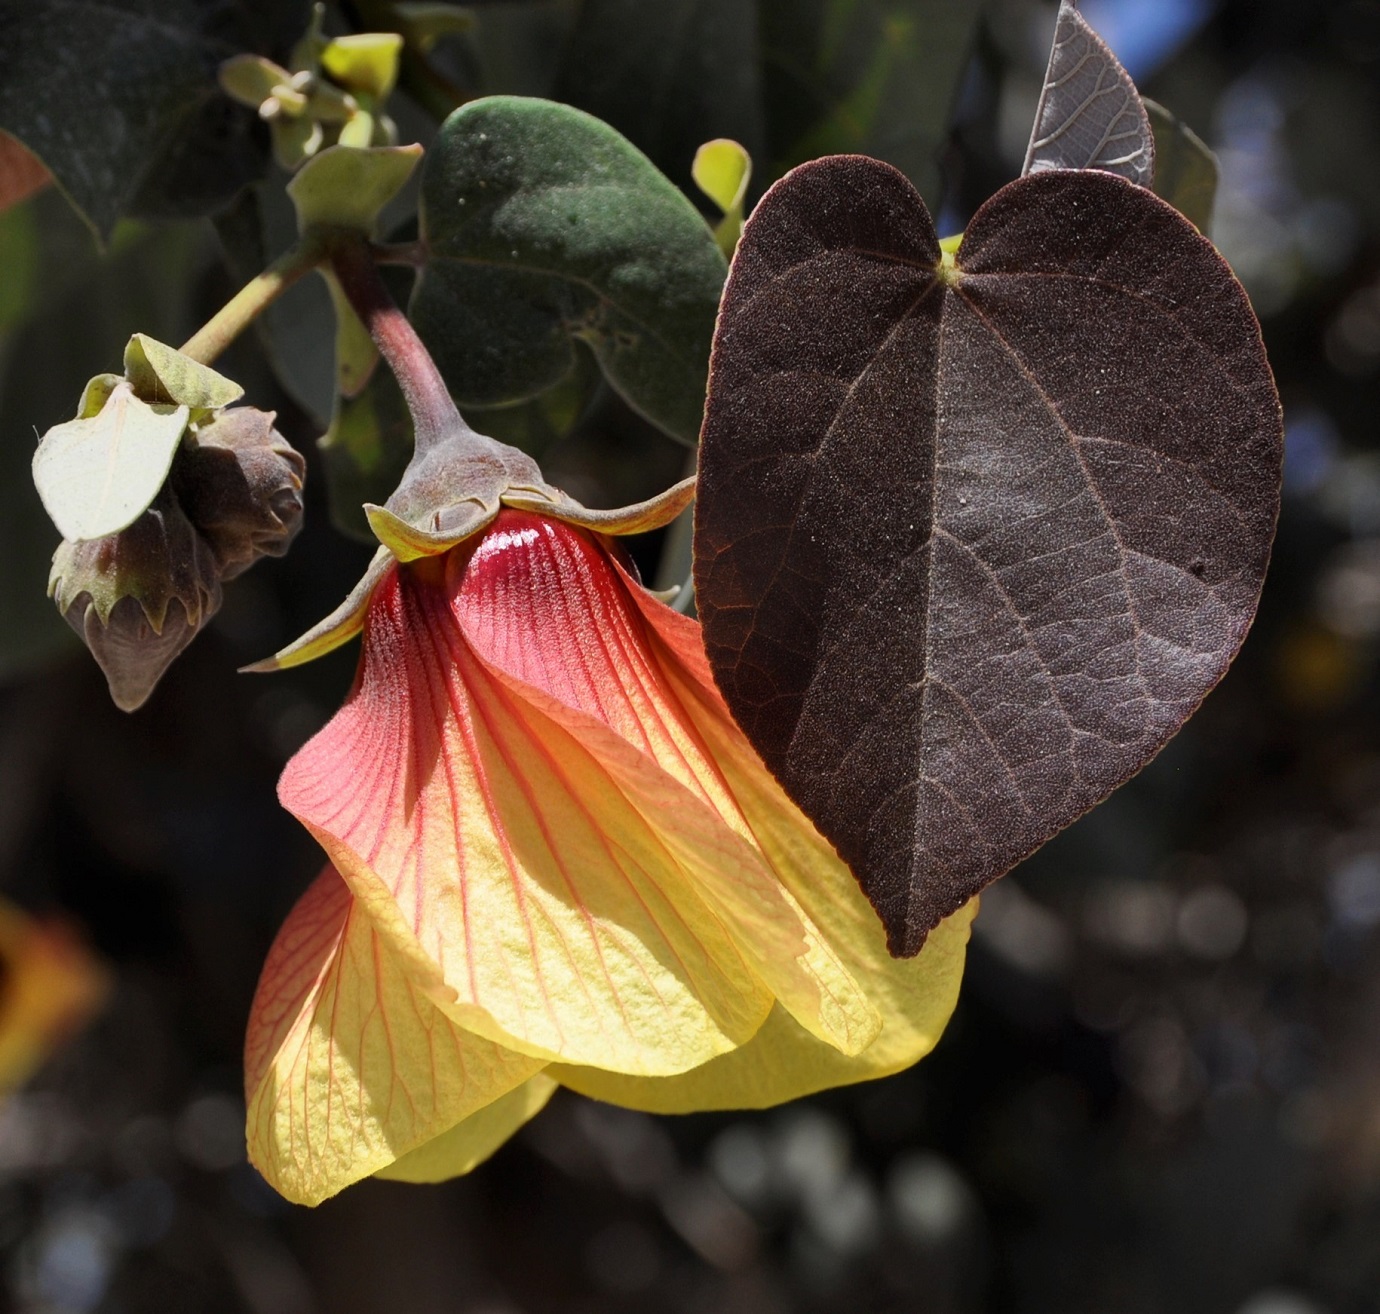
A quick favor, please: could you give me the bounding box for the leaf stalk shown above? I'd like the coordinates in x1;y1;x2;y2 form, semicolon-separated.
179;237;322;366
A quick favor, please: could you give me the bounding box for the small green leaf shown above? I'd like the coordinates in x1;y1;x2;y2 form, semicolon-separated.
325;275;381;399
124;334;244;411
33;385;190;542
1145;98;1219;235
414;96;727;444
218;54;296;111
77;373;125;419
692;138;751;216
693;138;751;257
335;111;379;150
288;143;423;235
320;33;404;100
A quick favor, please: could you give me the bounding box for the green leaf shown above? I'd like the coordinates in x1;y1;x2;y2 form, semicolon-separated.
123;334;244;410
554;0;766;199
414;96;727;444
77;373;125;419
1145;98;1219;235
0;0;312;238
320;33;404;100
33;386;190;542
693;138;751;258
217;53;297;110
288;143;423;234
760;0;982;208
693;138;751;216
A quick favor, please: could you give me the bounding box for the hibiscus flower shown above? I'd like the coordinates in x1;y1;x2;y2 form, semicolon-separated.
244;508;975;1205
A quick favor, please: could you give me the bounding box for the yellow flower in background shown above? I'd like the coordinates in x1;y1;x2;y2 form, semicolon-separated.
0;901;107;1096
245;510;974;1206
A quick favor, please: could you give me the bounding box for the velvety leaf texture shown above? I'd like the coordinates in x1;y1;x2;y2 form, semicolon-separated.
413;96;728;445
695;157;1282;957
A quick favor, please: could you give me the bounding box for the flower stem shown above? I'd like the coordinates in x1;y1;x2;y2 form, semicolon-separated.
179;238;321;366
324;231;458;454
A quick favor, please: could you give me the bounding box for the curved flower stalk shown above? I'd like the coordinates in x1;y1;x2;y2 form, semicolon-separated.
246;510;975;1205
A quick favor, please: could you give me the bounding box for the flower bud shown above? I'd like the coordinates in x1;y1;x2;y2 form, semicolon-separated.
172;407;306;581
49;488;222;711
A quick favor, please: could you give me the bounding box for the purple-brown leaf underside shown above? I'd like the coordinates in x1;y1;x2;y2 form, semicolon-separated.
694;156;1282;958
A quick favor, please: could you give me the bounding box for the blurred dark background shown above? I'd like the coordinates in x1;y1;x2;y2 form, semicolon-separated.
4;0;1380;1310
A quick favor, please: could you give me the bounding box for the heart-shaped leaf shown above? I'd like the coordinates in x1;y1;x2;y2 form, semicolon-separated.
413;96;728;445
1023;0;1153;186
694;157;1282;957
33;384;189;542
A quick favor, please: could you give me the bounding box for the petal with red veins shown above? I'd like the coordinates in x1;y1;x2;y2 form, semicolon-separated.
452;514;879;1055
551;590;976;1110
244;866;544;1206
375;1073;557;1183
279;568;773;1077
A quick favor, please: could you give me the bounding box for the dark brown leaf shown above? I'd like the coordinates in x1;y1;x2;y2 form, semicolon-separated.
694;156;1282;957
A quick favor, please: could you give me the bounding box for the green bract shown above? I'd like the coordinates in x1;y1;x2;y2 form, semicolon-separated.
33;387;189;544
287;143;422;236
32;335;244;544
413;96;728;445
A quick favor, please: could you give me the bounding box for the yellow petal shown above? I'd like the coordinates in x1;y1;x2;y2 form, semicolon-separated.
451;513;878;1055
553;903;975;1113
279;565;773;1078
244;867;545;1206
547;592;977;1111
375;1074;557;1183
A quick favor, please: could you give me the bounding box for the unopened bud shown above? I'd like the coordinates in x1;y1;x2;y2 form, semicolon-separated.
173;407;306;581
49;488;222;711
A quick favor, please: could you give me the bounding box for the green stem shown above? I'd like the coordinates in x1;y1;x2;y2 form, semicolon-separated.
179;238;322;366
324;231;458;454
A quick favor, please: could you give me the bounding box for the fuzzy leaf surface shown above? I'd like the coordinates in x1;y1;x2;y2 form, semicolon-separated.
694;157;1282;956
414;96;727;445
